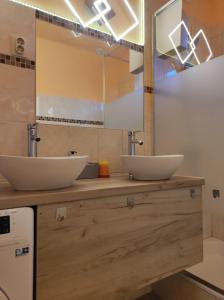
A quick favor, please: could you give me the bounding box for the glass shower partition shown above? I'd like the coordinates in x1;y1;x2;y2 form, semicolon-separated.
153;0;224;292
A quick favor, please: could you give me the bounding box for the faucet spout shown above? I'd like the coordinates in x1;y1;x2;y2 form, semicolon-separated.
128;131;144;156
27;123;41;157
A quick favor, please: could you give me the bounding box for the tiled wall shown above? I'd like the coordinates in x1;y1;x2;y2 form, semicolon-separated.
0;0;36;156
0;0;151;173
36;95;104;126
37;125;145;173
212;214;224;241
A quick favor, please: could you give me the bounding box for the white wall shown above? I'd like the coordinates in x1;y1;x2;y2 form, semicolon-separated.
154;55;224;238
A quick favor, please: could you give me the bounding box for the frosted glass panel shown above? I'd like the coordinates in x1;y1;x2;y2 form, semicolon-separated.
104;87;144;131
104;72;144;130
154;55;224;235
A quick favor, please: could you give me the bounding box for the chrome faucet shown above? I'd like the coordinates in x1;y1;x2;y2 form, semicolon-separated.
27;123;41;157
128;131;144;156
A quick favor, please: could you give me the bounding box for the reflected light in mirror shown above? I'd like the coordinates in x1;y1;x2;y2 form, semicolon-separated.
168;20;196;65
169;20;213;65
189;29;213;64
9;0;144;45
64;0;111;28
94;0;139;41
65;0;140;42
71;30;82;38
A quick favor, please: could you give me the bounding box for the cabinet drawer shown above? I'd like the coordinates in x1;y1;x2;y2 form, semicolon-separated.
36;187;203;300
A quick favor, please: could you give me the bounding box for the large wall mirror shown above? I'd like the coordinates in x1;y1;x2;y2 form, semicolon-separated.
34;0;144;131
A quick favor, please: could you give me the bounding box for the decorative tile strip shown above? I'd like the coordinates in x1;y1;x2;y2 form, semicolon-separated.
0;53;35;70
36;10;144;53
36;116;104;126
144;86;154;94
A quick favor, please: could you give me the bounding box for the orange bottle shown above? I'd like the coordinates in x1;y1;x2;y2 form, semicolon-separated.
99;161;110;178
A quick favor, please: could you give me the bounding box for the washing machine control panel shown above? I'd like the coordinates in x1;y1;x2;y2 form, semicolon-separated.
0;215;10;235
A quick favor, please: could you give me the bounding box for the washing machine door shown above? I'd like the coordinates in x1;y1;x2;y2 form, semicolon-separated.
0;288;10;300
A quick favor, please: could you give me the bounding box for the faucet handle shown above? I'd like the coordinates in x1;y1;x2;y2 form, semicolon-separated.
138;140;144;146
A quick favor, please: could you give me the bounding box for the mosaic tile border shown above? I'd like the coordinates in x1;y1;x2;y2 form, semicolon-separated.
36;10;144;53
0;53;35;69
37;116;104;126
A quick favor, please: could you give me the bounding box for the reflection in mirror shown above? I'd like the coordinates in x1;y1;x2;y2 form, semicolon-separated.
36;19;144;130
154;0;224;81
10;0;144;45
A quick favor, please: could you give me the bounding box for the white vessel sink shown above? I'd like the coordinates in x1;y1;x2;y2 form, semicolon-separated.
121;155;184;180
0;155;88;191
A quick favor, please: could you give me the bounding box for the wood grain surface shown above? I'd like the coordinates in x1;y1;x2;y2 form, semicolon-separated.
0;175;204;210
36;187;203;300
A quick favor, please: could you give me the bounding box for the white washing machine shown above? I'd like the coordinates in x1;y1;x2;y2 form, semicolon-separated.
0;207;34;300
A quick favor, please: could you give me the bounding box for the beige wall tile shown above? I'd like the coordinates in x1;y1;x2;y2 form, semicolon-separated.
38;125;125;173
0;122;27;155
212;214;224;241
203;213;212;239
122;130;129;155
0;1;36;157
122;130;145;156
37;124;70;157
135;131;145;155
144;93;154;155
68;127;98;162
0;64;35;123
0;0;35;60
98;128;123;173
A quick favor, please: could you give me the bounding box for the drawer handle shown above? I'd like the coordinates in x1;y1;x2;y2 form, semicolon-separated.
127;197;135;209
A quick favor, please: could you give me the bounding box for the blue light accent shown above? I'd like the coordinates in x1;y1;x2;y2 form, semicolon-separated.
166;70;177;78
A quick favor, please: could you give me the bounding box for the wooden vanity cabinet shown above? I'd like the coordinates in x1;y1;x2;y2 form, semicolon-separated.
36;187;203;300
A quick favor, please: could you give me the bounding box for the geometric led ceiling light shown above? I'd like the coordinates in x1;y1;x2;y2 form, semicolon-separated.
94;0;139;42
169;20;213;65
189;29;213;65
64;0;139;42
8;0;143;44
168;20;196;65
64;0;111;28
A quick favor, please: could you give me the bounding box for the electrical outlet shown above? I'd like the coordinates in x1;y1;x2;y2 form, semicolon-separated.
213;189;220;199
11;35;25;56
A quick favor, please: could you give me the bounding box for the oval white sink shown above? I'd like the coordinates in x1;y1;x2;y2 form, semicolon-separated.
0;155;88;191
121;155;184;180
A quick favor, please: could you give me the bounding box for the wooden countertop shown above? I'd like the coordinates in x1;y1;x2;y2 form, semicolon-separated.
0;175;204;210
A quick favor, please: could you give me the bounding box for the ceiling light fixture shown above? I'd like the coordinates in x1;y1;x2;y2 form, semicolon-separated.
65;0;139;42
189;29;213;64
9;0;141;44
94;0;139;41
168;20;195;65
168;20;213;65
64;0;111;28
